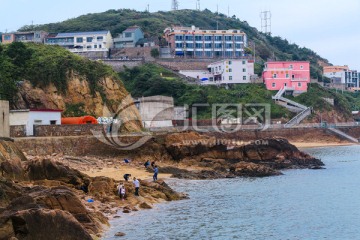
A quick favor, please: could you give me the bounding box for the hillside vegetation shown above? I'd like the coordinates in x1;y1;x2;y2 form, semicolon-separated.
0;42;117;104
22;9;329;79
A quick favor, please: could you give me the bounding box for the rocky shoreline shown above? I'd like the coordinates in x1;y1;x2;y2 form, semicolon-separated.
0;132;324;239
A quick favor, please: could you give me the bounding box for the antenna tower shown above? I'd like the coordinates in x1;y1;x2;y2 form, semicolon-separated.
260;11;272;35
196;0;200;11
171;0;179;11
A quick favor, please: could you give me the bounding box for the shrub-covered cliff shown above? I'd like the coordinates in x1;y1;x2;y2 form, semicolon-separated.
0;42;142;131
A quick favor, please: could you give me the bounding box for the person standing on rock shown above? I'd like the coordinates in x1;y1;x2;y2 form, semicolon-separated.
133;177;140;196
119;185;126;201
153;166;159;181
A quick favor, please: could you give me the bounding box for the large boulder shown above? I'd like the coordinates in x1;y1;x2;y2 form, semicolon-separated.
1;209;93;240
0;140;27;181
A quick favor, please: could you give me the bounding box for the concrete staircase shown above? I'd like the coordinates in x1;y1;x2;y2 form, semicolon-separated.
273;87;312;127
327;127;359;143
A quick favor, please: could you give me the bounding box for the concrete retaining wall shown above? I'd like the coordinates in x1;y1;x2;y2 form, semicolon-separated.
34;124;105;137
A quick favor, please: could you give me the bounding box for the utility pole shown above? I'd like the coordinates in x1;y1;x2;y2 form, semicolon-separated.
171;0;179;11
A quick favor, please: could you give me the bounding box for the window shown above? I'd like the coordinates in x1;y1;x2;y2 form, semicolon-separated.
175;35;183;41
34;120;42;125
219;66;222;70
205;43;212;48
289;64;293;69
228;61;232;65
236;43;243;49
195;43;203;48
4;35;11;40
229;76;233;80
229;68;232;72
215;43;222;48
76;37;83;43
50;120;57;125
204;36;212;41
300;65;304;69
242;60;246;64
86;37;93;42
235;36;243;41
214;36;222;41
272;83;276;88
243;68;246;72
99;44;102;48
94;45;97;48
273;74;277;78
286;74;289;78
125;32;132;38
185;35;194;41
225;36;233;41
176;43;183;48
225;43;233;48
298;83;302;87
243;76;247;80
195;51;203;57
186;43;194;48
86;46;91;48
97;36;103;41
195;36;203;41
292;74;295;79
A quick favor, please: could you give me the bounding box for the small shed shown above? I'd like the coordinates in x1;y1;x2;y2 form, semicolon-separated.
61;116;98;125
9;109;62;136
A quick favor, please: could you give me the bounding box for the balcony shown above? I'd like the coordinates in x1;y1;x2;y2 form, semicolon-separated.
291;78;308;81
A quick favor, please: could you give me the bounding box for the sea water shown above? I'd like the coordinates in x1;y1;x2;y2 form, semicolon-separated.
103;146;360;240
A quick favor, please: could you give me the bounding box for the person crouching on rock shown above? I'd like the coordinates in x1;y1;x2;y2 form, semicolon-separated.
153;165;158;182
133;177;140;196
123;173;131;181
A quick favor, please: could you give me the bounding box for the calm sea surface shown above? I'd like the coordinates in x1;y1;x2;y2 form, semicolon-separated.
103;146;360;240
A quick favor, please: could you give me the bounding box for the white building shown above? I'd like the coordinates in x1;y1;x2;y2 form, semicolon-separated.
45;31;113;53
9;109;62;136
179;59;255;85
134;96;174;128
323;65;360;90
0;100;10;138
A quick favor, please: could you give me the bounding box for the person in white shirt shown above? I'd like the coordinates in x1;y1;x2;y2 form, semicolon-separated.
133;177;140;196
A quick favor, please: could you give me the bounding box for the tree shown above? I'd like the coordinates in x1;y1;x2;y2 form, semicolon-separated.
150;48;160;58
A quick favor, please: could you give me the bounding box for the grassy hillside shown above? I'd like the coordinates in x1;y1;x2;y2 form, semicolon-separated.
21;9;329;79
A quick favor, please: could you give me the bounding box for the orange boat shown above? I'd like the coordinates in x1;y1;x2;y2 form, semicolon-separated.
61;116;98;125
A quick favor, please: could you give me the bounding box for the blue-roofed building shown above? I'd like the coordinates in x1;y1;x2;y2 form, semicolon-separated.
44;30;113;53
113;26;144;48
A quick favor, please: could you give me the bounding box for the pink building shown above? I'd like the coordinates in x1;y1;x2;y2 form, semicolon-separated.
263;61;310;92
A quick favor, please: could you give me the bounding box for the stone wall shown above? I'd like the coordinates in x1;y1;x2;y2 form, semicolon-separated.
10;125;26;138
102;60;144;72
34;124;105;137
111;46;158;61
156;59;212;71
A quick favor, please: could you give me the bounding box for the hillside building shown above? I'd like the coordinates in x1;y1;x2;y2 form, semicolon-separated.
323;65;360;90
1;31;48;44
44;31;113;53
164;26;247;58
179;59;255;85
113;26;145;48
263;61;310;93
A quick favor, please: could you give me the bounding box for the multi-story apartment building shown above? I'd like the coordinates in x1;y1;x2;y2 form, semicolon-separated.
263;61;310;92
164;26;247;58
44;31;113;53
1;31;47;44
323;65;359;89
113;26;144;48
179;59;255;85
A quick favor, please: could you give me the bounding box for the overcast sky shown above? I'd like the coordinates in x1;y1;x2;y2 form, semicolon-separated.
1;0;359;69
